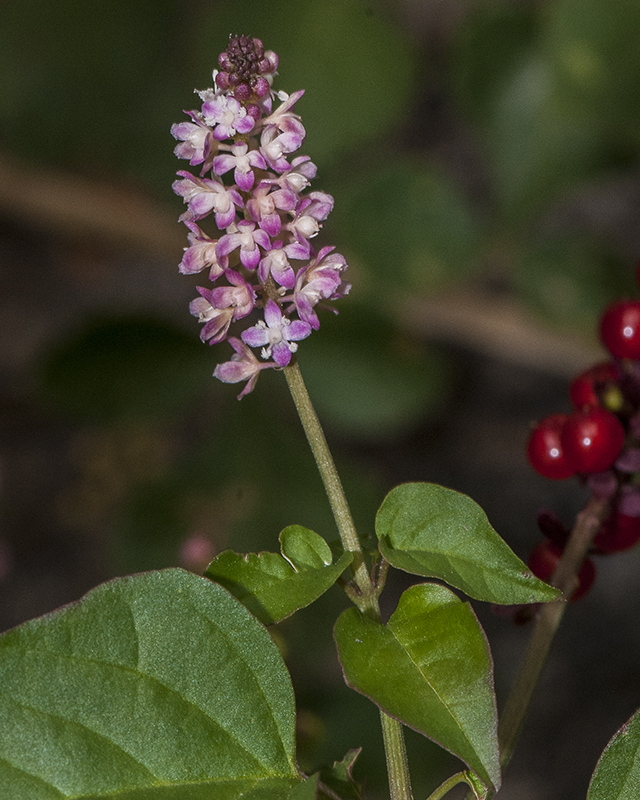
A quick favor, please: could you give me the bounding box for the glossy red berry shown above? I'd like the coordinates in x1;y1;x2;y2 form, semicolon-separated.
600;299;640;359
593;511;640;553
528;540;596;602
569;362;620;410
527;414;575;480
560;407;625;473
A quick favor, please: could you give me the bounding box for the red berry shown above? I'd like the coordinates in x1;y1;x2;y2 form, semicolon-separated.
528;540;596;602
527;414;575;480
569;362;620;410
593;511;640;553
560;407;625;473
600;300;640;359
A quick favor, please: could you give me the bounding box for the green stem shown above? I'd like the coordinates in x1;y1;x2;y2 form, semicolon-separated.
283;361;374;611
466;497;609;800
380;711;413;800
283;360;413;800
427;771;485;800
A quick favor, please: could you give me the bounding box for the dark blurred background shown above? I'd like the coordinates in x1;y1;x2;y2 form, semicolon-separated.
2;0;640;797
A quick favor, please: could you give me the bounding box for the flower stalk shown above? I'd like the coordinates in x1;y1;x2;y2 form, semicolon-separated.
284;360;413;800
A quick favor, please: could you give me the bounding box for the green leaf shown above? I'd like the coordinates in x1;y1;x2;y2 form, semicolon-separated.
334;583;500;791
288;774;319;800
0;569;301;799
318;749;362;800
376;483;561;604
588;707;640;800
205;527;353;625
280;525;333;570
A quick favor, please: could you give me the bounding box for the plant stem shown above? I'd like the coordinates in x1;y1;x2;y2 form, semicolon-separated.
283;361;374;610
427;771;485;800
380;711;414;800
467;497;609;800
283;360;413;800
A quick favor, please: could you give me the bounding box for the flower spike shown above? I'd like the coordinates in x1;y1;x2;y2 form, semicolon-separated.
172;36;348;396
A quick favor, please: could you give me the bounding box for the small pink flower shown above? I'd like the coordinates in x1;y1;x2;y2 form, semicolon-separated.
246;183;297;238
179;221;223;280
216;220;271;270
210;269;256;320
261;89;306;138
286;192;334;243
241;299;311;367
173;171;243;228
171;113;216;168
214;336;276;399
190;271;255;344
260;125;304;172
189;295;234;344
258;240;307;289
292;247;349;329
279;156;317;192
213;142;267;192
202;94;255;140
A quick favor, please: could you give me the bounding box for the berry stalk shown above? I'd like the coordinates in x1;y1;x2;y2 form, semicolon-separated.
497;497;609;772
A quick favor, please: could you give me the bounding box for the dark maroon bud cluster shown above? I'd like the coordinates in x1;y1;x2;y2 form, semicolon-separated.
216;35;276;102
523;260;640;603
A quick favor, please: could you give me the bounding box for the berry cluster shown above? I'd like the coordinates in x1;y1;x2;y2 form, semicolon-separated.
525;282;640;599
171;36;349;398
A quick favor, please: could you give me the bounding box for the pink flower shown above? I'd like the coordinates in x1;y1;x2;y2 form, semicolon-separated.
214;337;276;399
279;156;317;193
292;247;349;329
173;171;242;228
286;192;334;243
213;142;266;192
258;240;308;289
171;113;216;168
179;221;223;280
210;269;256;320
190;271;256;344
202;94;255;140
216;220;271;270
261;90;306;138
246;183;297;238
172;37;349;398
189;295;234;344
259;125;304;172
241;299;311;367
